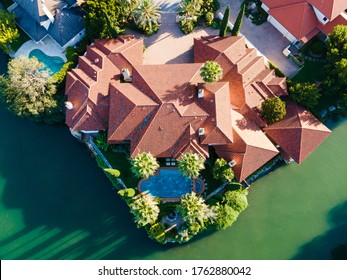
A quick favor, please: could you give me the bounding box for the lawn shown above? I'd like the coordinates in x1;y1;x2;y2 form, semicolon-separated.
102;150;141;189
291;60;326;83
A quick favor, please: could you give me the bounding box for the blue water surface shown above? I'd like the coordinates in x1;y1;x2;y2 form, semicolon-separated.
29;49;64;74
139;169;193;198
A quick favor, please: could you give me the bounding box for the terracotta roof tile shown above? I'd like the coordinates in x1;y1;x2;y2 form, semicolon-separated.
264;102;331;163
308;0;347;20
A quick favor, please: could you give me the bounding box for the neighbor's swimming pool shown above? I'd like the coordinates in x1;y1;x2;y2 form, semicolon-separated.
29;49;65;74
138;168;205;200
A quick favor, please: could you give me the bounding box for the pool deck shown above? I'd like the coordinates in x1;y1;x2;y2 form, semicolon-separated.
15;35;67;62
138;167;205;201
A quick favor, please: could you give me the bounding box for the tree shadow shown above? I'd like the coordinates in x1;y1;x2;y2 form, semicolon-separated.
0;105;170;259
292;201;347;260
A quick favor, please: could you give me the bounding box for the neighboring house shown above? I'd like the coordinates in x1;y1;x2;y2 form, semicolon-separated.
262;0;347;44
64;35;331;182
11;0;85;48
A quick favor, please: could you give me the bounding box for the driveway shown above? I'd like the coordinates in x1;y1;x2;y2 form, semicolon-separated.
127;0;219;64
130;0;299;77
218;0;299;77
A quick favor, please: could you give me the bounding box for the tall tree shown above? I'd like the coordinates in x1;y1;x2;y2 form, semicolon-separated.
178;152;205;178
177;192;217;234
133;0;161;35
177;0;201;34
200;61;223;83
129;194;160;227
231;1;245;36
0;10;19;54
81;0;127;41
131;152;159;179
0;56;57;119
213;158;234;182
219;5;230;37
326;24;347;63
289;82;321;110
261;97;286;124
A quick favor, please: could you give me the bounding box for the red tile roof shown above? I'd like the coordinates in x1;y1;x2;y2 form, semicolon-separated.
262;0;347;41
65;35;329;182
270;1;319;42
319;12;347;34
308;0;347;20
215;110;279;181
264;102;331;163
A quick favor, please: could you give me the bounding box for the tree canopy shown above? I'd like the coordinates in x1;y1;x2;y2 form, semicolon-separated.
261;97;286;124
0;56;57;120
133;0;161;35
81;0;127;41
177;192;217;234
200;61;223;83
321;25;347;110
131;152;159;179
289;81;321;110
178;152;205;178
129;194;160;227
213;158;234;182
0;10;19;54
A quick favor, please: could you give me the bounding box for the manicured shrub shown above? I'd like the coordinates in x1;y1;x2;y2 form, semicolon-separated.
231;1;245;36
118;188;136;198
268;61;286;77
215;204;239;230
104;168;121;187
223;189;249;213
205;11;214;26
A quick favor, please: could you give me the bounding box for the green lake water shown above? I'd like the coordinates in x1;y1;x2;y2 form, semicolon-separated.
0;105;346;260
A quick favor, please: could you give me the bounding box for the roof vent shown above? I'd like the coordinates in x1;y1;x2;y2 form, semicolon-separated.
228;160;236;168
198;88;204;98
198;128;205;136
121;68;132;82
94;58;99;64
65;101;74;110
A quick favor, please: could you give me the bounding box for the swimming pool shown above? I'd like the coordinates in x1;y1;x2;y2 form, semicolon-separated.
138;168;205;200
29;49;65;74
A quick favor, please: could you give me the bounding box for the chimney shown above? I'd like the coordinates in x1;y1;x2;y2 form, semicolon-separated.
122;68;132;82
228;160;236;167
198;88;204;98
198;128;205;136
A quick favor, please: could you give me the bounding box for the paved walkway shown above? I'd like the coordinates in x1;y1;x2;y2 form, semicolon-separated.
15;36;67;61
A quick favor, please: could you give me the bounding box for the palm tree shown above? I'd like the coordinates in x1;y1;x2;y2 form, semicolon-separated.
177;152;205;178
177;0;201;21
177;192;218;232
177;0;201;34
200;61;223;83
131;152;159;179
129;194;160;227
133;0;161;35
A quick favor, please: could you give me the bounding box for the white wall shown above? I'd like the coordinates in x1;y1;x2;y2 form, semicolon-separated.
261;3;270;13
312;5;330;24
268;15;297;43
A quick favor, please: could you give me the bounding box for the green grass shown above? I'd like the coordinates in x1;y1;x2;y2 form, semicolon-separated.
291;60;326;83
102;151;140;189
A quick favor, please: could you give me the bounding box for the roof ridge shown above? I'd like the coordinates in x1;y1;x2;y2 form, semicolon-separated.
108;106;137;140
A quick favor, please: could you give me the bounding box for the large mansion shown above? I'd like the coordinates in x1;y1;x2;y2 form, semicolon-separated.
65;35;331;182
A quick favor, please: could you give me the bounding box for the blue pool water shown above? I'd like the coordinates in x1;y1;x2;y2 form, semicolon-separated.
29;49;65;74
139;169;193;199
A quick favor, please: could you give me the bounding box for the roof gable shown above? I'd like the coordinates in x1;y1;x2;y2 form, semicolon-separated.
308;0;347;20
